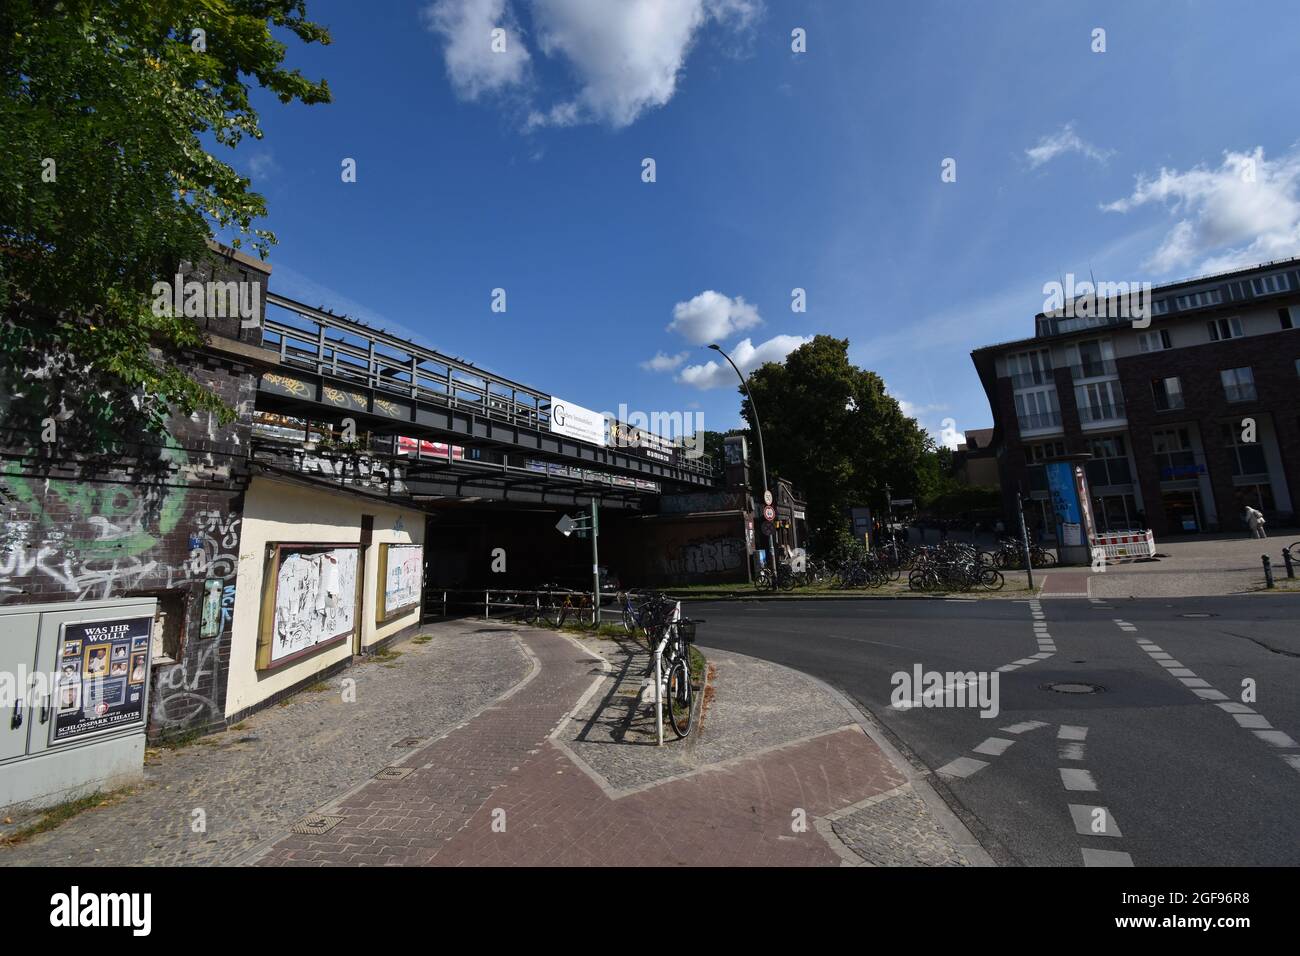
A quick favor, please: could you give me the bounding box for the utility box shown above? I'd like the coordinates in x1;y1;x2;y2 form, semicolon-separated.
1;598;156;811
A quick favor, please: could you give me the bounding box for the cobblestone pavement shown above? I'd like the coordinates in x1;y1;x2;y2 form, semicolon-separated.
827;784;971;866
253;624;982;867
0;623;530;866
1087;534;1294;598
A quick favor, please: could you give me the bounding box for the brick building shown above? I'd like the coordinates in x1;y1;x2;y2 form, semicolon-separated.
971;257;1300;538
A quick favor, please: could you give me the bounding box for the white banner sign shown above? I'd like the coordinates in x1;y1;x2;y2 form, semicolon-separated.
549;396;607;446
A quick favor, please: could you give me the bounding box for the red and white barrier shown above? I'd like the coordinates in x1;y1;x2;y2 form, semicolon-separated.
1091;529;1156;562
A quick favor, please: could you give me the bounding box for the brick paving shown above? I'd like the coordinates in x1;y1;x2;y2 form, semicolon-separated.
253;625;924;867
0;622;530;866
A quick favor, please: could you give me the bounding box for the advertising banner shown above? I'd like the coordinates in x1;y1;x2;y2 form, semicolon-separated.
549;396;607;447
261;545;359;668
54;616;152;742
378;543;423;622
1046;461;1082;545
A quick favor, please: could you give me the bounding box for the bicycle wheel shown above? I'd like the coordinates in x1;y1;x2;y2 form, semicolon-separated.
980;567;1005;591
542;595;564;627
622;602;637;633
665;657;693;738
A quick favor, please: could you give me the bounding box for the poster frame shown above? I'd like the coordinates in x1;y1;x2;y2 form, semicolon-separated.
376;542;424;623
257;542;359;672
50;614;153;745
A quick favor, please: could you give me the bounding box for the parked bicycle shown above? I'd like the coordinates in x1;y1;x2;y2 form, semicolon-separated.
638;597;700;739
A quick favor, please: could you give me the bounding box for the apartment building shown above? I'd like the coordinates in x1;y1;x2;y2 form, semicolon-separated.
971;257;1300;538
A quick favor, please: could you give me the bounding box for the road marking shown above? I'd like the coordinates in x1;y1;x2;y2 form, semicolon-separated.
1082;848;1134;867
1058;725;1088;741
1058;742;1086;760
1001;720;1050;734
1069;804;1123;838
1193;688;1229;701
1013;658;1038;666
937;756;989;779
1282;755;1300;773
1233;714;1272;729
1253;730;1300;748
1178;677;1211;688
1167;667;1196;677
1216;702;1254;714
972;737;1016;756
1148;652;1173;660
1059;768;1098;791
995;664;1020;672
1031;652;1054;660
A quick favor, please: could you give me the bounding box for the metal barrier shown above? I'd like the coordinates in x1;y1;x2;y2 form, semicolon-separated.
423;588;628;626
1091;529;1156;562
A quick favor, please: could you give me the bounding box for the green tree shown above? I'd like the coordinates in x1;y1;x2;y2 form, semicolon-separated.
0;0;331;450
741;335;934;550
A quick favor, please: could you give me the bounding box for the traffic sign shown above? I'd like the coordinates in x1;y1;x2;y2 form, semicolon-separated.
763;489;773;506
556;514;576;536
761;520;776;537
763;505;776;522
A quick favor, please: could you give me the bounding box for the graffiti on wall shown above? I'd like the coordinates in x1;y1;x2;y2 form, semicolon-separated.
660;536;746;578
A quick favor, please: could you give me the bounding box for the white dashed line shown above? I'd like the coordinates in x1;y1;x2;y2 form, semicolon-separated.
1059;768;1098;791
937;756;989;779
1082;848;1134;867
1001;720;1050;735
1254;730;1299;748
1058;742;1086;761
1058;725;1088;741
972;737;1016;756
1234;714;1272;729
1069;804;1123;838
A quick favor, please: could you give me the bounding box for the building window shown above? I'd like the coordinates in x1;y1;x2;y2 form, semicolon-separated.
1207;316;1244;341
1076;379;1124;421
1015;388;1060;430
1085;435;1133;487
1220;423;1268;477
1028;440;1067;462
1280;306;1298;330
1220;367;1256;402
1138;329;1172;352
1176;289;1224;310
1151;299;1170;316
1251;274;1292;296
1152;427;1201;481
1007;348;1053;387
1151;376;1185;411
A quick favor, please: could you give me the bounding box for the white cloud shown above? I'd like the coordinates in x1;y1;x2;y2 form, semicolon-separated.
430;0;762;129
1025;122;1114;169
422;0;531;101
640;350;689;372
1102;146;1300;274
937;417;961;451
247;151;278;180
677;334;810;389
667;290;762;345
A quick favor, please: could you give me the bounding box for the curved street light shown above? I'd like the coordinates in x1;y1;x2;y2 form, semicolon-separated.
708;343;775;578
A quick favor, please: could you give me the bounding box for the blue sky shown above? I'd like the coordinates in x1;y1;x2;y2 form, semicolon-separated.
227;0;1300;447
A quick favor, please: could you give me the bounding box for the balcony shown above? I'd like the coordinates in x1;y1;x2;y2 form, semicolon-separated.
1017;410;1062;432
1010;367;1055;389
1079;401;1126;424
1068;358;1118;380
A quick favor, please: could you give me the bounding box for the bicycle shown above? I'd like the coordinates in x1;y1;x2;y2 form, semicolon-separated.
537;585;592;627
619;590;664;634
639;597;700;739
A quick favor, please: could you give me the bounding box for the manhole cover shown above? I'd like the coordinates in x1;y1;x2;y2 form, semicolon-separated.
291;814;344;835
374;766;414;781
1045;682;1104;694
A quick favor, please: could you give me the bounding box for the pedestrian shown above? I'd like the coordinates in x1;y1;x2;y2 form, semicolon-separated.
1244;506;1267;539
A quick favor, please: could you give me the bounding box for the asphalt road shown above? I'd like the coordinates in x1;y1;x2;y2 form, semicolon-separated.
688;594;1300;867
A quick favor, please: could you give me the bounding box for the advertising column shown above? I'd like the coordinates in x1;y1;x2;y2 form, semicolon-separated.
1045;459;1097;566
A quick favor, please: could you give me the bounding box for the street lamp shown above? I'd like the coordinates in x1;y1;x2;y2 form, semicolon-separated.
708;343;775;579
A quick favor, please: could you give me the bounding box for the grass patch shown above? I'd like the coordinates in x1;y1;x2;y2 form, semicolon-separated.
153;727;204;750
0;788;134;847
412;635;433;645
229;722;247;731
369;648;403;662
305;681;331;693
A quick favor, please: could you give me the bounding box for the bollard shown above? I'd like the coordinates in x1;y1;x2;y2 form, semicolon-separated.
1262;555;1275;589
1284;547;1295;580
485;590;490;619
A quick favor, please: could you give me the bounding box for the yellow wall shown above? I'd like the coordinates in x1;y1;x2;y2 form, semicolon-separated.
224;476;422;716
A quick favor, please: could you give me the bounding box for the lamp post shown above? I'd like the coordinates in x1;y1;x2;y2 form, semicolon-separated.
708;343;775;580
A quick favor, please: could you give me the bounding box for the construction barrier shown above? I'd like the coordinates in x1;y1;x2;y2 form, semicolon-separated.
1091;529;1156;562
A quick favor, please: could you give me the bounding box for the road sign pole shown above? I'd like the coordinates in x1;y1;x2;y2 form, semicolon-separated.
590;500;600;626
1017;489;1035;590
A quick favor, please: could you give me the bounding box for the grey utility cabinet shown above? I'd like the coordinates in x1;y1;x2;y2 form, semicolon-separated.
1;597;156;810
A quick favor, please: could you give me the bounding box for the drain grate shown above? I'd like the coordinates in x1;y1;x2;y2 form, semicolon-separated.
291;813;344;835
1045;681;1104;694
374;766;414;781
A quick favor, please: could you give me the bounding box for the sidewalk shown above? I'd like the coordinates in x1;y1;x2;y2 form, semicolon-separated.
1;620;983;867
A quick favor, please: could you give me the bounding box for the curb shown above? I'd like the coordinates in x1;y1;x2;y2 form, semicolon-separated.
665;590;1040;604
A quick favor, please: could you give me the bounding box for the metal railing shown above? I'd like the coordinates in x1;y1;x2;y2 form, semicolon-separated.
1068;359;1118;380
422;587;628;625
1017;410;1062;431
261;293;717;479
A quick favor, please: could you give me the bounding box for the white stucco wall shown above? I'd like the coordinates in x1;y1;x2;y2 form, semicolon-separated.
224;477;422;717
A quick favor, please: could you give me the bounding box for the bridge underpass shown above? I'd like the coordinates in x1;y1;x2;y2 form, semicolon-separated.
205;289;749;597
